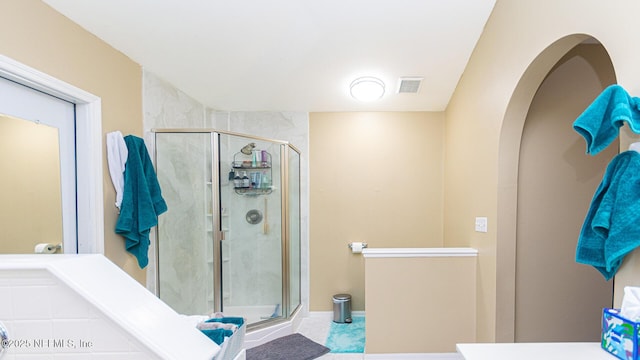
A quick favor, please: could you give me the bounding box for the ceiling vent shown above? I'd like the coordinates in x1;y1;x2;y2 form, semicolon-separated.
397;77;423;94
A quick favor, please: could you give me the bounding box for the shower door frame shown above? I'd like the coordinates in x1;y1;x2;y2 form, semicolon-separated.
153;128;301;330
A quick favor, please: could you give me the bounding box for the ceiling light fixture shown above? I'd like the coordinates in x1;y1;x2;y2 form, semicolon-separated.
349;77;385;102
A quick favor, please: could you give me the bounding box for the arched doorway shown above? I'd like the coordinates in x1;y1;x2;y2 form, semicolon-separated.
515;41;616;341
496;35;617;342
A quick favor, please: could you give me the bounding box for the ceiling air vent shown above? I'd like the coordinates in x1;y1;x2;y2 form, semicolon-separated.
397;77;423;94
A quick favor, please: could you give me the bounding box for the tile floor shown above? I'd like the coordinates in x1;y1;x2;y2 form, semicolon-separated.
296;316;364;360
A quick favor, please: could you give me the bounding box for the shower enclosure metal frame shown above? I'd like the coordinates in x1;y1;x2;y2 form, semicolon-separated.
152;128;301;330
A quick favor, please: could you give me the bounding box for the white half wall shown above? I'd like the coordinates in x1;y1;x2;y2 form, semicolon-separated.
0;254;219;359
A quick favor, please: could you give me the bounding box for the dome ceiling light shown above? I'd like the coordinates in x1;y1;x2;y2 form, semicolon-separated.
349;77;385;102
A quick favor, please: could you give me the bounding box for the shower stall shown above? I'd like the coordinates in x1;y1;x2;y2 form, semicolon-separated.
153;129;301;329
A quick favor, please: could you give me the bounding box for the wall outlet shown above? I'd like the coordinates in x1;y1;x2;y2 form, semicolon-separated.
475;217;488;233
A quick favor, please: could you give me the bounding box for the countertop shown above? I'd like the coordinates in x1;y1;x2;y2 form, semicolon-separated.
457;342;613;360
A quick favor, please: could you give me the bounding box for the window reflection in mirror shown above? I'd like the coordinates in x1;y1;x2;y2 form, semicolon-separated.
0;114;62;253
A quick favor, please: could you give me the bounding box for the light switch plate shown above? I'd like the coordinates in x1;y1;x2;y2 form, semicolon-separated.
475;217;488;233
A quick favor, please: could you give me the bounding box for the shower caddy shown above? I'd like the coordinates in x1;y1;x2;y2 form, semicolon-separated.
231;150;272;195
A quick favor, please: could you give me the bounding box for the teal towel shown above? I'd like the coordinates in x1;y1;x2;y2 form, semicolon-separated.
200;329;232;345
205;317;245;326
576;151;640;280
115;135;167;268
201;317;243;345
573;84;640;155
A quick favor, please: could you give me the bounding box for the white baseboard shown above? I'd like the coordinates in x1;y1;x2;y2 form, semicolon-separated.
308;310;366;320
308;311;333;319
365;353;462;360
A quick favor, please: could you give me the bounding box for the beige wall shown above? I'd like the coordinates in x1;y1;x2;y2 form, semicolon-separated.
309;112;444;310
0;0;145;282
365;255;476;353
445;0;640;342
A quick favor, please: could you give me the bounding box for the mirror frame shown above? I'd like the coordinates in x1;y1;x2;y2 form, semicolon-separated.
0;54;104;254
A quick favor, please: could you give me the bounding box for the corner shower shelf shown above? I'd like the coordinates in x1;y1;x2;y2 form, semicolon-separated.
232;150;273;196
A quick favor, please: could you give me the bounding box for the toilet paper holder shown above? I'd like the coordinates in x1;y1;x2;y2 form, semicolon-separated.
34;243;62;254
348;242;368;250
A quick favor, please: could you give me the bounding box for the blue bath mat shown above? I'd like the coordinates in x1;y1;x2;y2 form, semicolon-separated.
325;316;365;353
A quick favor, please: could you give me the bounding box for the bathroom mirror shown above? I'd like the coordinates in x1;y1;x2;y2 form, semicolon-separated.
0;114;63;253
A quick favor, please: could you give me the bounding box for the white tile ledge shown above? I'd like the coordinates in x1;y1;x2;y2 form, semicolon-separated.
361;247;478;258
0;254;219;359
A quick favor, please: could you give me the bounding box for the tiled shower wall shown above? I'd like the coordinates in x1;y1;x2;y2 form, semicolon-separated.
143;71;309;317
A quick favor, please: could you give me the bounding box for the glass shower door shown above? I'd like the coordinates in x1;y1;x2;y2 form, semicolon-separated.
156;132;215;315
218;133;283;325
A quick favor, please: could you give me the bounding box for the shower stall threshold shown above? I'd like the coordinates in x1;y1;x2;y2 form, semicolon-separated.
243;305;304;349
224;304;282;325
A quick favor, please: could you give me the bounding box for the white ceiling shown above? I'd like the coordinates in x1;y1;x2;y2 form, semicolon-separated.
43;0;495;112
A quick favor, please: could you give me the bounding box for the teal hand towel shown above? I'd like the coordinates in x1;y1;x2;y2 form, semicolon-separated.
576;151;640;279
573;84;640;155
200;329;232;345
205;317;244;327
115;135;167;268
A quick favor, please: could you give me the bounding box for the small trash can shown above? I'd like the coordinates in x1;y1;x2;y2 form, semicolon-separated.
332;293;352;323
